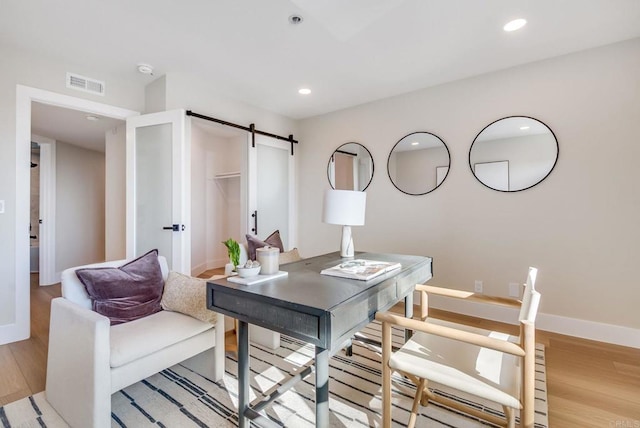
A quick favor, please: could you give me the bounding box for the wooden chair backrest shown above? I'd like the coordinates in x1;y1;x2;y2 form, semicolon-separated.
518;267;541;324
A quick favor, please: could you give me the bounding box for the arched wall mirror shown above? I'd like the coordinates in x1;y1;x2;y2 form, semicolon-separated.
327;142;374;191
387;132;450;195
469;116;559;192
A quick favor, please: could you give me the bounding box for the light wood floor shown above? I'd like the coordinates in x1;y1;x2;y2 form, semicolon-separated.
1;273;639;427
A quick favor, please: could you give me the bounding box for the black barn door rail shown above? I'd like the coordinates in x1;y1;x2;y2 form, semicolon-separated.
186;110;298;155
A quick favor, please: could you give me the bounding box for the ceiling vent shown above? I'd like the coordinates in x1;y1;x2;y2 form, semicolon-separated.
66;72;105;96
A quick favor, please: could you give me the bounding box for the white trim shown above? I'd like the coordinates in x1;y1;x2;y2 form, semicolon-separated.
190;261;209;278
183;116;192;273
288;141;298;250
3;84;138;346
191;256;227;277
427;294;640;349
208;257;228;270
536;313;640;349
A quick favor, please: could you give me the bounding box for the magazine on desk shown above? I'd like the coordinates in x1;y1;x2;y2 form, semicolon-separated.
320;259;402;281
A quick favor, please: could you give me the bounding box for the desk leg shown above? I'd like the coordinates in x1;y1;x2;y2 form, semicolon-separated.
404;292;414;341
315;346;330;427
238;320;249;428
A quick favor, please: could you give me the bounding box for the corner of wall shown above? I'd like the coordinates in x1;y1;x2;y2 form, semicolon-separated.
144;75;167;114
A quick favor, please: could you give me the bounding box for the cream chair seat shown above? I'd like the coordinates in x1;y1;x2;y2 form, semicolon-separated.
389;317;522;409
376;267;540;428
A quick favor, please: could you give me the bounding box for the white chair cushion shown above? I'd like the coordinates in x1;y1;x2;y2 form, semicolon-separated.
110;310;213;368
389;318;522;409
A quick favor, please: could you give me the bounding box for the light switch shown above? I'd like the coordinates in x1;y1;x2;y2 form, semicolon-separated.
0;200;4;214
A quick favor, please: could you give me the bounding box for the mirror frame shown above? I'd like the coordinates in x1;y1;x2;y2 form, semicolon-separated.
469;115;559;193
327;142;375;191
387;131;451;196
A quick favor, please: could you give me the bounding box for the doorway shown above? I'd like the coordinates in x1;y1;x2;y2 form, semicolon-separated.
4;85;138;345
30;102;126;285
190;118;246;275
188;117;297;275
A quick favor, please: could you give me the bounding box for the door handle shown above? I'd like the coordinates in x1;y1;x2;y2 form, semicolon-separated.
251;211;258;235
163;224;180;231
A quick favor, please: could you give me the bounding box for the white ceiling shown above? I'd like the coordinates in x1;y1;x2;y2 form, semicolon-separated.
4;0;640;121
475;117;552;143
31;102;124;152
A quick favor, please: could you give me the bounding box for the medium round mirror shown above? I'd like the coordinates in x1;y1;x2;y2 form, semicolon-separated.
327;142;374;191
469;116;559;192
387;132;450;195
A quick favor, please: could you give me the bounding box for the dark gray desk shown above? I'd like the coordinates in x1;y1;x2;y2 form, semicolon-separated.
207;251;432;428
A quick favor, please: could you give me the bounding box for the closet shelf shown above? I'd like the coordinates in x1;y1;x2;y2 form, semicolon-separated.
211;171;241;180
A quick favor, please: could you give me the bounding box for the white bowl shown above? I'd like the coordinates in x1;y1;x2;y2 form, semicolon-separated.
237;265;261;278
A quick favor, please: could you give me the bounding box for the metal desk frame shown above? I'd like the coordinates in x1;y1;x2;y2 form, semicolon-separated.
207;252;432;427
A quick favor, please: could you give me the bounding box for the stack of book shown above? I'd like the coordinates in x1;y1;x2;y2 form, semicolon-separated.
320;259;401;281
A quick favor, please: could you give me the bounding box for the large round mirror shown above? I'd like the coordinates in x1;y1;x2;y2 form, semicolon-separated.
387;132;450;195
327;142;374;191
469;116;559;192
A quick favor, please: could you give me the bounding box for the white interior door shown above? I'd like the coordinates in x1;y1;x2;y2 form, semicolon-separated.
247;134;296;251
35;136;56;285
126;109;191;273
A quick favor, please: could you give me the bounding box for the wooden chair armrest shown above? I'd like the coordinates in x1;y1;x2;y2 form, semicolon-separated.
375;311;525;357
416;284;522;309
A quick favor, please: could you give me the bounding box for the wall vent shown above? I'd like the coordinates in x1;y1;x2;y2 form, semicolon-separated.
66;72;105;96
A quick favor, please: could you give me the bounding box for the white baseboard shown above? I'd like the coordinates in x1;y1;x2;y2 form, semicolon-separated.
207;258;228;270
426;293;640;349
191;258;229;277
191;261;209;277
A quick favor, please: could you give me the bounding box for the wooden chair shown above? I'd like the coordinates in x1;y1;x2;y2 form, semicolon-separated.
376;267;540;428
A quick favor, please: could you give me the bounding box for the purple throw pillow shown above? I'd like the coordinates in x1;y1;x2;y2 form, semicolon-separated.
246;230;284;261
75;249;164;325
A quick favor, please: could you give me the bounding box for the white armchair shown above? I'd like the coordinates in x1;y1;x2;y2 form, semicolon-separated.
45;256;225;428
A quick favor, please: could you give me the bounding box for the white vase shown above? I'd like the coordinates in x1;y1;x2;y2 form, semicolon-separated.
224;263;235;276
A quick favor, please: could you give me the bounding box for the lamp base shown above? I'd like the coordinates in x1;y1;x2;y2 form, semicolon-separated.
340;225;355;258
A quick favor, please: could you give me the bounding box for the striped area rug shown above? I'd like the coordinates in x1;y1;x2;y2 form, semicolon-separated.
0;322;548;427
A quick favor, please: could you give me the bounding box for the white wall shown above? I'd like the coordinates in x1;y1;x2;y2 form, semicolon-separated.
164;73;298;139
145;75;167;114
0;43;143;330
191;123;243;275
208;136;243;266
105;124;126;260
55;142;106;272
298;38;640;337
191;125;207;274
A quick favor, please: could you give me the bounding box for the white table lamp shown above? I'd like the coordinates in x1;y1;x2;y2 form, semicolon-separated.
322;189;366;258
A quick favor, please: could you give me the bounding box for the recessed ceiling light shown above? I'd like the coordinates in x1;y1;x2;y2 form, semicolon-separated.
289;14;303;25
503;18;527;32
411;142;420;146
137;63;154;75
298;88;311;95
520;126;530;130
85;115;100;121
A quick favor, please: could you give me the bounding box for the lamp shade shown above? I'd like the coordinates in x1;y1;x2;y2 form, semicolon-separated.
322;189;366;226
